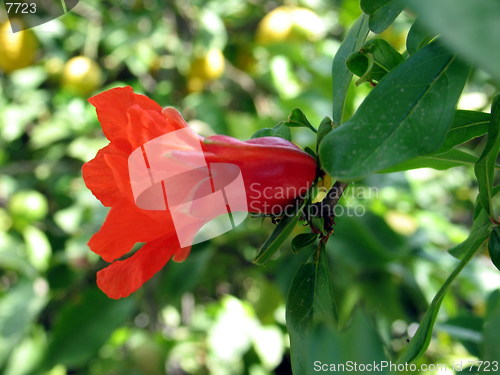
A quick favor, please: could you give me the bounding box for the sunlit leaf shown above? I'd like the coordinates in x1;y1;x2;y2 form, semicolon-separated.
321;42;468;179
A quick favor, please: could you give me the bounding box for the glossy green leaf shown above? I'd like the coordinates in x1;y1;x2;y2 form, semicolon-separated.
381;148;477;173
253;197;308;265
474;94;500;217
489;227;500;271
320;42;468;180
251;122;292;141
42;288;135;369
286;247;337;374
395;235;484;366
332;14;369;124
347;39;404;85
367;0;405;34
439;110;491;153
291;233;318;253
284;108;317;133
449;206;492;259
405;0;500;81
406;19;435;55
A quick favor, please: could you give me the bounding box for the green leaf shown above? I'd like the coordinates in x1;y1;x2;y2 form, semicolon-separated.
381;110;490;172
395;234;485;366
291;233;318;253
474;94;500;217
317;116;334;147
381;148;478;173
367;0;405;34
284;108;317;133
332;14;370;124
449;206;492;259
439;315;483;357
405;0;500;81
361;0;404;33
0;234;36;278
406;19;435;55
346;39;404;85
286;247;337;374
360;0;391;15
304;146;317;160
483;290;500;362
253;197;308;265
320;42;468;180
251;122;292;141
0;280;46;369
439;110;491;153
42;288;135;369
489;227;500;271
159;245;215;302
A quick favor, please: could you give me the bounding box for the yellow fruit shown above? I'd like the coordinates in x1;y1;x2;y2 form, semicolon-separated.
44;56;64;81
186;76;206;93
256;6;324;44
289;7;325;41
0;19;38;73
189;48;225;81
62;56;103;96
385;211;417;235
256;6;293;44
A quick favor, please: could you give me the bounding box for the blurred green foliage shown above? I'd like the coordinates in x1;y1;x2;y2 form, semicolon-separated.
1;0;499;374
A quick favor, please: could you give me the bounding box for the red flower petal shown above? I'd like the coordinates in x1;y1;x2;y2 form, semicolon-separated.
88;87;188;153
97;234;182;299
82;144;129;207
124;105;189;151
88;199;175;262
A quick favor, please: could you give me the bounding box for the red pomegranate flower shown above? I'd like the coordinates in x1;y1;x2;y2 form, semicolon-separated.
83;86;316;299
